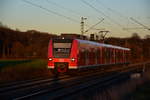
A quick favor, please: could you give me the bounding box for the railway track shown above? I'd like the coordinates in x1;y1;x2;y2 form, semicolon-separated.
13;71;128;100
0;68;115;100
0;75;70;100
0;76;51;88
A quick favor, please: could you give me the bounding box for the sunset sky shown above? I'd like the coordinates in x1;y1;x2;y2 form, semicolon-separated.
0;0;150;38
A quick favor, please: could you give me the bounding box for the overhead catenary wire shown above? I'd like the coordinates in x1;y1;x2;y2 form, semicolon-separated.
46;0;84;18
81;0;133;35
22;0;102;34
46;0;100;29
95;0;150;34
85;18;104;32
94;0;134;32
22;0;79;23
130;17;150;31
22;0;130;36
123;27;148;30
81;0;124;28
95;0;129;20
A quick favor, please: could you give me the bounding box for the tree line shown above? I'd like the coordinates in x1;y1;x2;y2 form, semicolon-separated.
0;27;57;58
0;26;150;63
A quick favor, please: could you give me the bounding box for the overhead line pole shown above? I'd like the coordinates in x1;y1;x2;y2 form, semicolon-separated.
81;17;87;35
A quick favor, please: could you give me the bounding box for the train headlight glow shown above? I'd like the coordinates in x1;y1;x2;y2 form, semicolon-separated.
71;58;75;61
49;58;53;61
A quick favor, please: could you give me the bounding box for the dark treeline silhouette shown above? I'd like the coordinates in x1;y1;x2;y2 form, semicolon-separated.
0;26;150;63
0;27;57;59
105;33;150;62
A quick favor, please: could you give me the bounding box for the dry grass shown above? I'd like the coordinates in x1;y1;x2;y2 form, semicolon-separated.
0;59;52;84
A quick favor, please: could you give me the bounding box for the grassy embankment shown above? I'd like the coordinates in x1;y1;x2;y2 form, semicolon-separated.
0;59;51;84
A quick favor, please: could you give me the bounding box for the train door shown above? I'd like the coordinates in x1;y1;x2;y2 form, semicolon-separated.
96;48;101;64
106;48;110;64
100;47;103;64
118;49;121;63
126;50;130;63
124;50;126;63
119;50;122;63
123;50;126;63
115;49;118;64
85;49;89;66
102;47;105;64
113;48;116;64
78;47;82;66
110;48;114;64
89;48;93;65
120;50;122;63
91;48;95;65
79;49;86;66
122;50;124;63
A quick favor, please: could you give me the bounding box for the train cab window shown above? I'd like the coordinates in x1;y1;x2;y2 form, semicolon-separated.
53;39;72;58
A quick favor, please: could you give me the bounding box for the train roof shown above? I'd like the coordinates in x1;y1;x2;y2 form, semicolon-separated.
76;39;130;51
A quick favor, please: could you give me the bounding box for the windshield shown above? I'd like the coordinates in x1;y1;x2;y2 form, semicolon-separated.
53;39;72;58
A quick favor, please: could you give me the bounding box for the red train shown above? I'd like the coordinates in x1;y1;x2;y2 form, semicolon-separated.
48;39;130;75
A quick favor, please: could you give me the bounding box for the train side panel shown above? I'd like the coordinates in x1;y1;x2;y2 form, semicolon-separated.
69;39;78;69
48;40;54;69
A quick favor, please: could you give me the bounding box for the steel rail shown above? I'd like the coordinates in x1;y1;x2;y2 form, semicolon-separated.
13;71;118;100
14;62;150;100
0;75;70;100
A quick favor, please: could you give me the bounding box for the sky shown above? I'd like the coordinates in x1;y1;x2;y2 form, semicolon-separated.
0;0;150;38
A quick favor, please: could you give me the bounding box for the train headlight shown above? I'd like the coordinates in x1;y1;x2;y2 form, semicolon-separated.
71;58;75;62
49;58;53;61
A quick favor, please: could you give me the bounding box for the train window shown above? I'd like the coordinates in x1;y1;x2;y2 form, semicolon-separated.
54;43;71;48
53;43;71;58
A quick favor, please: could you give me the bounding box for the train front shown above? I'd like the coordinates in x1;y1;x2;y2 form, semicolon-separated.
48;39;78;74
